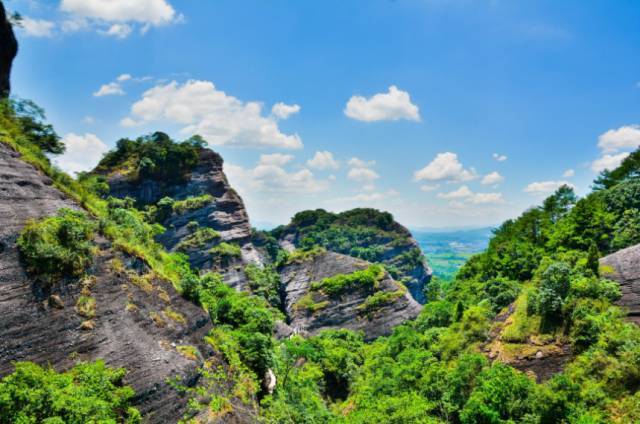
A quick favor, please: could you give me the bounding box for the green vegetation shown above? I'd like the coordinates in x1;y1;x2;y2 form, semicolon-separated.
272;208;426;282
95;131;204;185
310;264;385;296
175;227;221;251
244;263;282;308
357;289;405;314
208;241;241;259
172;194;215;214
293;293;330;314
17;208;96;283
0;361;140;423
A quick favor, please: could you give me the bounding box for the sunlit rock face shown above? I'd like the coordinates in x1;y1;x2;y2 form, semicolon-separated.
600;243;640;324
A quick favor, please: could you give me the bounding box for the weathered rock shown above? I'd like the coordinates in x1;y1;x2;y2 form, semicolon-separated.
274;209;432;303
0;1;17;98
279;250;422;340
0;143;256;423
600;243;640;324
104;148;263;291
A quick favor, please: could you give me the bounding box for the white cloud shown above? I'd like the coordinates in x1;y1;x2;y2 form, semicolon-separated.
54;133;108;174
123;80;303;149
271;102;301;120
83;116;96;124
93;82;125;97
60;0;177;26
420;184;439;192
330;190;399;204
524;180;575;195
344;85;420;122
437;185;504;204
102;23;132;38
563;168;575;177
414;152;477;183
258;153;294;166
481;171;504;185
225;162;328;194
20;17;55;37
117;73;132;81
437;185;473;199
346;156;379;183
591;152;629;173
492;153;507;162
597;125;640;153
307;151;339;170
347;167;379;182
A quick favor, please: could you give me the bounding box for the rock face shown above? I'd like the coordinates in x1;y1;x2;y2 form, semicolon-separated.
279;250;422;340
0;143;255;423
105;148;263;291
600;243;640;324
274;209;432;303
0;1;17;97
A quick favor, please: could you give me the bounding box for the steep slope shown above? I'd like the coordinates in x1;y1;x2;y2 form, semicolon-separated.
279;250;422;340
0;1;17;98
97;143;263;291
0;142;256;422
600;243;640;324
273;208;432;303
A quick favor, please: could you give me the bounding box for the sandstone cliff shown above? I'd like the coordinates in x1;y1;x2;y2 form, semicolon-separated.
279;250;422;340
102;148;263;291
273;208;432;303
0;142;256;423
0;1;17;97
600;243;640;324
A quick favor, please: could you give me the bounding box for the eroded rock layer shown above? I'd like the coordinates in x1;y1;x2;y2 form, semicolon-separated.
600;243;640;324
279;250;422;340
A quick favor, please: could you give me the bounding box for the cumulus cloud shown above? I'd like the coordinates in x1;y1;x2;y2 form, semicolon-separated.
420;184;439;192
414;152;477;183
271;102;301;120
597;125;640;153
122;80;303;149
590;125;640;173
60;0;179;38
524;180;575;195
307;151;339;170
20;17;56;37
330;190;399;204
61;0;177;25
563;169;575;177
591;153;629;173
93;81;125;97
346;157;379;183
481;171;504;185
492;153;507;162
258;153;294;166
53;133;109;174
437;185;504;204
225;161;329;195
344;85;420;122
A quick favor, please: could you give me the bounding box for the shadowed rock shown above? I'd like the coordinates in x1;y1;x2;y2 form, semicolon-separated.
0;1;17;97
600;243;640;324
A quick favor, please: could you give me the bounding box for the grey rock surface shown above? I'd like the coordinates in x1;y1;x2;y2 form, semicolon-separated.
0;143;256;423
279;250;422;340
600;243;640;324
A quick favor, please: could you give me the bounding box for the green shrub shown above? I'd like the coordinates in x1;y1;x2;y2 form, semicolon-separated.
172;194;214;214
175;227;220;251
208;242;241;259
0;361;140;423
244;264;281;307
357;289;404;314
17;208;96;283
310;264;385;296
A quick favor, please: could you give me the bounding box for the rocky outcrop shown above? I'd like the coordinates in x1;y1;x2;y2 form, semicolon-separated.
600;243;640;324
104;148;263;291
274;209;432;303
0;142;256;423
279;250;422;340
0;1;17;97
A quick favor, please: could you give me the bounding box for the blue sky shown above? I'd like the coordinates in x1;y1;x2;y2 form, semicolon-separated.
9;0;640;228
